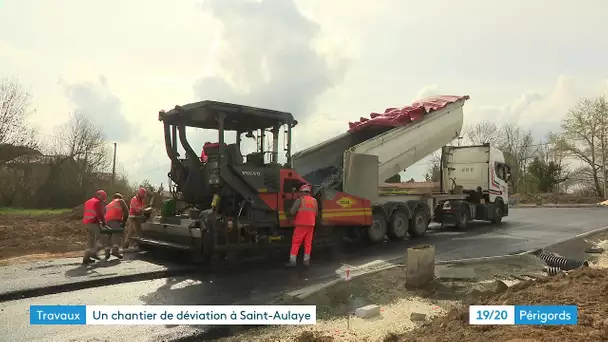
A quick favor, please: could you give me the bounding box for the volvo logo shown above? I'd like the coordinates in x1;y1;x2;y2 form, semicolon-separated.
241;170;261;176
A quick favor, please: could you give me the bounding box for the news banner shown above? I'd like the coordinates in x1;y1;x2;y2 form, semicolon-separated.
29;304;577;325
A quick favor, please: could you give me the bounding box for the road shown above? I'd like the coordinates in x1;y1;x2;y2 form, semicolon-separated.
1;207;607;341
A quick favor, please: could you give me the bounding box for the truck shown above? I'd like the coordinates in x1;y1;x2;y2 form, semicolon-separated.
292;95;512;238
134;95;511;264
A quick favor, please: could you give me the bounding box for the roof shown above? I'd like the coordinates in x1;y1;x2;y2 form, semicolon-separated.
7;154;63;165
159;100;297;131
348;95;470;133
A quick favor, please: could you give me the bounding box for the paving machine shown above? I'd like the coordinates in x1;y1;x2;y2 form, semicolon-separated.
135;101;374;263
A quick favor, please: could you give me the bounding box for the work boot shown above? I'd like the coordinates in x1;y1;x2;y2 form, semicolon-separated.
111;248;123;259
285;256;297;268
82;257;95;265
303;259;310;268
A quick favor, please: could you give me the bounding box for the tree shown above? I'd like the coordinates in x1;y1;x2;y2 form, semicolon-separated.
385;174;401;183
0;76;38;164
464;121;500;145
59;112;110;173
497;123;535;193
139;179;157;193
36;112;111;207
528;157;566;192
554;96;608;197
424;152;441;182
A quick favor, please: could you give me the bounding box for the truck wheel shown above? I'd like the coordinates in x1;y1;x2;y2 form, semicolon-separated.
491;201;504;224
456;205;470;230
367;211;388;243
408;206;428;237
388;211;409;240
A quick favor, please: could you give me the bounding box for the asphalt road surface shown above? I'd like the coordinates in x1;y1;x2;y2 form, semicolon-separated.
1;207;607;342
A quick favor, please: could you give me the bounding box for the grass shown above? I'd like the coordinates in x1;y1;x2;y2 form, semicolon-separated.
0;207;72;216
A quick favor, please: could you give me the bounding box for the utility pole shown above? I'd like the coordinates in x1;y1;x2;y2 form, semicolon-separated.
602;129;608;199
112;143;117;187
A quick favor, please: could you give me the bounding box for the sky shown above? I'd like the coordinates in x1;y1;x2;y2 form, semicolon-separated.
1;0;608;186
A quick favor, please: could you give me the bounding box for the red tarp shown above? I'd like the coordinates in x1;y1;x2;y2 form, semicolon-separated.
347;95;470;133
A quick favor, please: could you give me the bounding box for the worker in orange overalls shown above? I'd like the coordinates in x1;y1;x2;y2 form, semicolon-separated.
102;193;129;260
124;187;147;250
286;184;318;268
82;189;109;265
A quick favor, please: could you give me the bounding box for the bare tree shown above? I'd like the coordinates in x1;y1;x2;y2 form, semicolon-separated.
58;111;110;173
463;121;501;145
497;122;535;193
554;96;608;197
424;151;441;182
0;76;38;164
36;112;111;207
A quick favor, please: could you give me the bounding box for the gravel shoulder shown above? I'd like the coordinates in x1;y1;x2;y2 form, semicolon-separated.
223;231;608;342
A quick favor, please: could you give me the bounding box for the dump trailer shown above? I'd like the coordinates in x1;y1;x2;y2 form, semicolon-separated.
292;95;511;242
135;95;510;264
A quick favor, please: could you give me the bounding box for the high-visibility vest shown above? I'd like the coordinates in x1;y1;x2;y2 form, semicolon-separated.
82;197;101;224
129;196;144;217
293;195;318;227
105;199;123;222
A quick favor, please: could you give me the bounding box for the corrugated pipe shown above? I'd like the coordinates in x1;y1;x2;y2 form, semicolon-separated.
543;266;564;276
537;252;589;271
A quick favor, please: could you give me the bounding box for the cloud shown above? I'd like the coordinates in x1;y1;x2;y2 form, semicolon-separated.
193;0;349;119
414;85;443;100
61;76;133;142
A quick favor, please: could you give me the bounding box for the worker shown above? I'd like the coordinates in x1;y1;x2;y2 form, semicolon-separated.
102;193;129;260
124;187;147;250
82;189;109;265
200;142;209;163
286;184;318;268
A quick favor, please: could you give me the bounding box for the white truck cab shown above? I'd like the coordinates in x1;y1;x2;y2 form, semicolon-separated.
438;143;511;228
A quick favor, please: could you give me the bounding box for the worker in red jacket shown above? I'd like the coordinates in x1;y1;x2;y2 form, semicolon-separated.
103;193;129;260
124;187;147;250
286;184;318;268
82;189;109;264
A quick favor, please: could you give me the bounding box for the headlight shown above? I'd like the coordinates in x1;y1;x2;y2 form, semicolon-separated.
443;201;451;209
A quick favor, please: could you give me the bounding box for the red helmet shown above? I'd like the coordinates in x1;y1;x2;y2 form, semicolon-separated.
299;184;311;193
95;190;107;201
137;187;147;198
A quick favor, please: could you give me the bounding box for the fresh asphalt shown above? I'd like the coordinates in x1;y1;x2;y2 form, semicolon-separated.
1;207;607;341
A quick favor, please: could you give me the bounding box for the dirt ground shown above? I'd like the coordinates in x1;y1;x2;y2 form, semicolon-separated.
224;242;608;342
0;208;84;261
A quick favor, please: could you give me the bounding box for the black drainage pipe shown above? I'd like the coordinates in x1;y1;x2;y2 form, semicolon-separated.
537;252;589;271
543;266;565;276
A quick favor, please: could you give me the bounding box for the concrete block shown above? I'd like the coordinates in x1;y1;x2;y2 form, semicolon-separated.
435;265;477;280
406;244;436;288
355;304;381;319
410;312;427;322
467;280;509;298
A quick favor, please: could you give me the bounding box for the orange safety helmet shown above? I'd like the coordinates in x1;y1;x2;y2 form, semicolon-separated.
137;187;147;198
299;184;311;193
96;190;108;201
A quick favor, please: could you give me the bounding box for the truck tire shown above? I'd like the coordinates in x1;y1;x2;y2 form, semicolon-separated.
388;211;409;240
367;211;388;243
491;200;504;224
408;206;428;237
456;204;470;230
